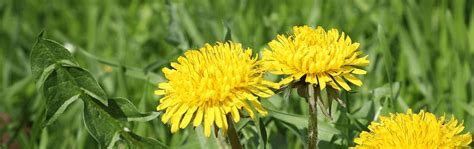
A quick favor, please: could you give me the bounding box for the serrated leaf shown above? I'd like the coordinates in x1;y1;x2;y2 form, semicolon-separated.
107;97;161;122
67;67;108;104
31;36;165;148
35;64;56;91
31;37;78;81
121;131;167;148
83;95;166;149
31;36;109;124
82;95;123;149
42;67;82;124
42;66;108;124
32;37;108;105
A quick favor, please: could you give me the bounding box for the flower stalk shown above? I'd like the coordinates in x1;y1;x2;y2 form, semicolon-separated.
307;84;318;149
226;114;243;149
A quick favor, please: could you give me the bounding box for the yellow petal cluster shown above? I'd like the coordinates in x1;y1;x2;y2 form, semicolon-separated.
353;109;472;148
262;26;369;91
155;42;279;137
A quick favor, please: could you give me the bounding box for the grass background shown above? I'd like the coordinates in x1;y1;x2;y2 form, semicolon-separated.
1;0;474;148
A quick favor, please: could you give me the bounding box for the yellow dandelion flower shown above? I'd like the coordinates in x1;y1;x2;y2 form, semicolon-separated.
262;26;369;91
353;109;472;148
155;41;279;137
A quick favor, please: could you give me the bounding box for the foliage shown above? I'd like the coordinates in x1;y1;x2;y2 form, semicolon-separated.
30;34;166;148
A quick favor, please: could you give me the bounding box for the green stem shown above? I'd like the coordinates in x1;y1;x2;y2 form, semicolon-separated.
307;84;318;149
226;114;243;149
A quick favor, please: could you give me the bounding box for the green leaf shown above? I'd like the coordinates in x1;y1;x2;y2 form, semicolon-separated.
267;109;341;135
70;67;107;104
256;118;267;149
235;118;250;131
194;126;219;149
224;23;232;41
31;35;165;148
372;82;400;102
267;109;306;129
345;113;369;132
121;131;168;148
275;119;306;148
31;37;109;124
283;86;292;101
82;95;123;148
31;37;78;81
107;97;161;122
83;96;167;148
143;56;174;73
262;100;341;136
42;67;82;125
351;99;374;120
42;66;108;124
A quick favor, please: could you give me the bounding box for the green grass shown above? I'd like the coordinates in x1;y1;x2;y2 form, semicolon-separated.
1;0;473;148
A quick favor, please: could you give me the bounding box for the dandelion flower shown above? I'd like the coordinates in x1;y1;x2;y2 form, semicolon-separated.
155;42;279;137
262;26;369;91
353;109;472;148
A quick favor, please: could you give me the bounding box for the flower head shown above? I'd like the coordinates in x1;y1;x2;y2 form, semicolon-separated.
262;26;369;91
155;41;279;137
353;109;472;148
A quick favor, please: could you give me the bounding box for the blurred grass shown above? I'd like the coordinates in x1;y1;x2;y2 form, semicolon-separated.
1;0;473;148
